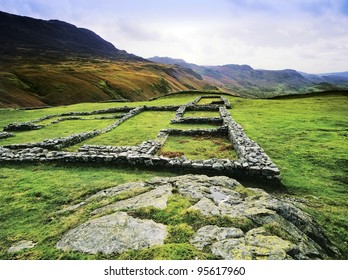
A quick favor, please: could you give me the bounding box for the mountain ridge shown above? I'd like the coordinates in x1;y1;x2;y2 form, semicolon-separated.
148;56;348;98
0;11;143;61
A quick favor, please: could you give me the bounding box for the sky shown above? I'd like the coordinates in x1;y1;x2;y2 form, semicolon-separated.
1;0;348;73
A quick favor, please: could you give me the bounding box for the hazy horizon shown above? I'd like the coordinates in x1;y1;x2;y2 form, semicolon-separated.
1;0;348;74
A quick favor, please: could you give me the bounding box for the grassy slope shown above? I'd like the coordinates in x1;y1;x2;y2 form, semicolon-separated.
228;92;348;256
0;92;347;259
0;57;212;108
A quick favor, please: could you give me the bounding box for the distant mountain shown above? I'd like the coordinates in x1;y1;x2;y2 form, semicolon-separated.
148;57;348;98
149;56;190;66
0;12;212;108
321;71;348;78
0;11;142;60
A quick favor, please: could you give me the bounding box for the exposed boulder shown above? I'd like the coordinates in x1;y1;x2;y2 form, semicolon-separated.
8;240;36;253
56;212;167;255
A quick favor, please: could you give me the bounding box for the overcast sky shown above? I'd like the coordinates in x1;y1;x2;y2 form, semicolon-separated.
1;0;348;73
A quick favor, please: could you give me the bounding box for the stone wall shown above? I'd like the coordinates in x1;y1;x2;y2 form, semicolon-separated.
161;126;228;137
0;132;13;139
220;96;232;109
4;122;43;132
3;106;144;150
220;107;280;177
171;117;222;125
0;96;280;179
29;106;135;124
144;105;180;111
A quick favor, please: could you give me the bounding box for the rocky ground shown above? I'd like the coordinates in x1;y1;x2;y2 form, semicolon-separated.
55;175;339;260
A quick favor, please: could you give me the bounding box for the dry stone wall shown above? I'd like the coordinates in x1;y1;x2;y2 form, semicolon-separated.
220;107;280;177
0;132;13;139
3;106;144;150
26;106;135;124
0;95;280;179
4;122;43;132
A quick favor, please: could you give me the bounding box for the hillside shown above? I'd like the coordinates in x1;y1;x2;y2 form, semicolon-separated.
0;11;212;108
149;57;348;98
0;11;142;60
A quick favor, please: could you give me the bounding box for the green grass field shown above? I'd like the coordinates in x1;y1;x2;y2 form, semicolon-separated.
183;110;220;118
229;93;348;258
0;91;347;259
197;97;221;105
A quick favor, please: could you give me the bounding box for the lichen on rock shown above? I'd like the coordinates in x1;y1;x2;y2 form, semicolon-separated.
55;174;339;259
56;212;167;255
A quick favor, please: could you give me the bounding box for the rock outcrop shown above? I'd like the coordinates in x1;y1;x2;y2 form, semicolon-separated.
56;175;339;259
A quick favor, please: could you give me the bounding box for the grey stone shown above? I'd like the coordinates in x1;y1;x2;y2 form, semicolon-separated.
56;212;167;254
92;184;172;215
0;132;14;139
8;240;36;253
205;227;294;260
190;197;221;215
87;182;148;201
190;225;244;250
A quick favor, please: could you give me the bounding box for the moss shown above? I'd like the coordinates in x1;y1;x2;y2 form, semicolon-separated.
128;194;195;225
184;110;220;118
165;224;195;243
235;185;257;198
263;222;298;243
128;194;255;232
116;244;216;260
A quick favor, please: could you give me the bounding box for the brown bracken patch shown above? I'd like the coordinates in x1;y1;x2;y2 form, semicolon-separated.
159;151;185;158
